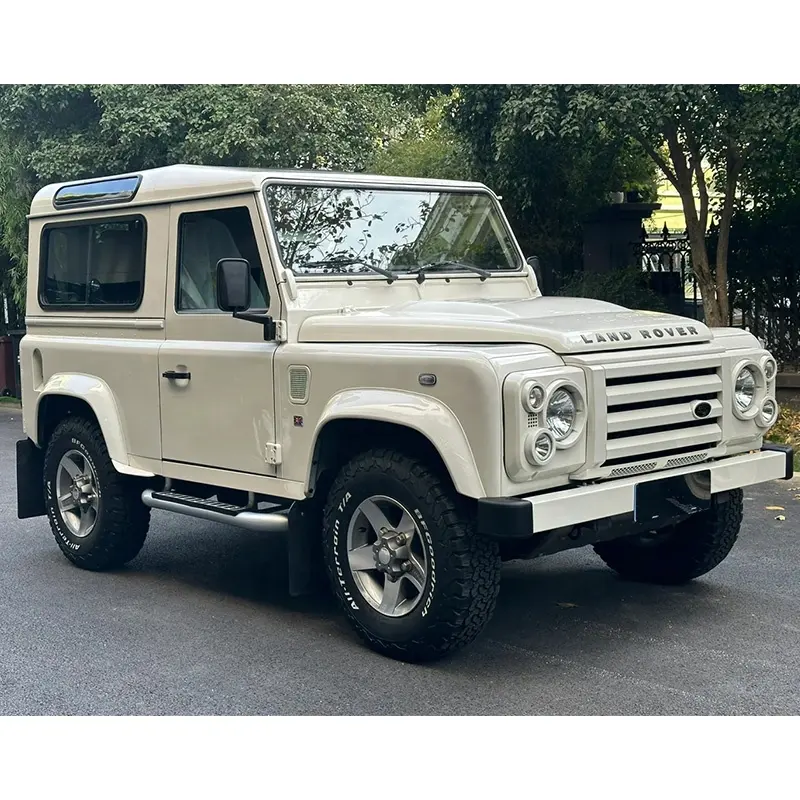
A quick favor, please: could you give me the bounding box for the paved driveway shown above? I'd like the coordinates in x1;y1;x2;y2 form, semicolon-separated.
1;407;798;714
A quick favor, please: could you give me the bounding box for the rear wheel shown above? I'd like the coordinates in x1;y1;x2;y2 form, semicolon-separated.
594;490;743;584
322;449;501;662
44;416;150;570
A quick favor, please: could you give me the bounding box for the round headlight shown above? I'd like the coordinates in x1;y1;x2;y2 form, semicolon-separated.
522;381;546;413
760;398;778;427
524;429;555;466
734;366;757;411
763;358;777;381
546;388;577;441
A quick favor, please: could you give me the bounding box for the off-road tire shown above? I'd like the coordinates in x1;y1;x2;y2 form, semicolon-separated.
44;416;150;570
322;449;501;662
594;490;744;585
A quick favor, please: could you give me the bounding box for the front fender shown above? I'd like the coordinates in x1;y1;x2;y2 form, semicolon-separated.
33;374;133;471
309;388;485;498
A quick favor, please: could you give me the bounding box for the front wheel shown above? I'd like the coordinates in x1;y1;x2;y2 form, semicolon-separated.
594;490;744;584
322;449;501;662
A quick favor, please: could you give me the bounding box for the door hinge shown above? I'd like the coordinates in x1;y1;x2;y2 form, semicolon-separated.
274;320;287;342
266;443;282;465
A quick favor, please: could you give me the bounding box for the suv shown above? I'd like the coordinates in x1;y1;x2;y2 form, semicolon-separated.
16;165;794;662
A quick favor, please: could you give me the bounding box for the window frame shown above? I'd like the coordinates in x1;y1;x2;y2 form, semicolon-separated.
38;213;148;312
174;205;270;315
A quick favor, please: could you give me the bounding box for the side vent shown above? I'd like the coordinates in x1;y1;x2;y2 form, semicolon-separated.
288;365;310;404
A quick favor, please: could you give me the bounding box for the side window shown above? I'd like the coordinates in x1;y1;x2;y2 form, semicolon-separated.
40;217;145;308
177;207;269;311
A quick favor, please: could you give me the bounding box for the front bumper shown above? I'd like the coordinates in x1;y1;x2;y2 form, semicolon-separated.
477;444;794;540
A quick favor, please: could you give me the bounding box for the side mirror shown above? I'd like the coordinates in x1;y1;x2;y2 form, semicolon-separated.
526;255;543;290
217;258;251;312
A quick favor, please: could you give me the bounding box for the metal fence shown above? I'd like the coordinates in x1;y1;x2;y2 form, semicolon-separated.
633;225;702;320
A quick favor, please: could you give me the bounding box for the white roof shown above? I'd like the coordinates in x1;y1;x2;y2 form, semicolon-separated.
29;164;490;218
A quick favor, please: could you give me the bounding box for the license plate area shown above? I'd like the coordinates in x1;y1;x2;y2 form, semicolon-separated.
633;471;711;525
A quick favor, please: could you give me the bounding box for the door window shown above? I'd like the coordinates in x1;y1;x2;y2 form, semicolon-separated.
177;207;269;311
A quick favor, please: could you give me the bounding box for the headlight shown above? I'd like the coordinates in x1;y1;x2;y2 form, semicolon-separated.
763;357;777;381
522;381;546;413
734;366;757;411
546;387;577;441
524;429;555;466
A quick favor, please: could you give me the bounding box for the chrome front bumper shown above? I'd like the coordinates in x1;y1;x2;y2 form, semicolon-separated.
477;445;794;539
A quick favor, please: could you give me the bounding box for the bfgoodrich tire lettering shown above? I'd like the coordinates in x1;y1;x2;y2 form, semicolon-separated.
322;448;501;662
44;416;150;571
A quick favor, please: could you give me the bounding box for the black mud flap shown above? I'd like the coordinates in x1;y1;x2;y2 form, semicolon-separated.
17;438;46;519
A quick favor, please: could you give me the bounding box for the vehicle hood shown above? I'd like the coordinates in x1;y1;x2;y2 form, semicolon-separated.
297;296;713;354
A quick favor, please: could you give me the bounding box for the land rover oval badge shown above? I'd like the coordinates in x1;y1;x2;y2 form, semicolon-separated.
692;400;712;419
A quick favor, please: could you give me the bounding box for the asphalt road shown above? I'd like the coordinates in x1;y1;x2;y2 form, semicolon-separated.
1;406;798;715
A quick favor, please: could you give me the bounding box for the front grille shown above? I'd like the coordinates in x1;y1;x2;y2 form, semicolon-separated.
602;362;723;467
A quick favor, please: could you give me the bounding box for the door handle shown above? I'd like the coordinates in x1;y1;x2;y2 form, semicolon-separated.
162;370;191;380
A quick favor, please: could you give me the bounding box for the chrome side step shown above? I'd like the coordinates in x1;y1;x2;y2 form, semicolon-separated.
141;489;290;533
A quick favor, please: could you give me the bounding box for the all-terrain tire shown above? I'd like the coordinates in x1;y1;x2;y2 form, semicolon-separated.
322;449;501;662
44;416;150;570
594;490;744;584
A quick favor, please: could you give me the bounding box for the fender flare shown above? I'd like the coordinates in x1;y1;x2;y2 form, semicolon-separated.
308;388;485;498
33;373;146;476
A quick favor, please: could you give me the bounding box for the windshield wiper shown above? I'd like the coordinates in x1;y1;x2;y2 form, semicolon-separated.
298;257;396;283
408;261;491;284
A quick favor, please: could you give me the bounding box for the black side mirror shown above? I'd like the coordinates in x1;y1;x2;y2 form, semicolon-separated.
217;258;251;312
526;255;543;290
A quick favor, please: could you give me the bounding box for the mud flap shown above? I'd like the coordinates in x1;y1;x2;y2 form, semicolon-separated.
17;438;45;519
287;501;326;597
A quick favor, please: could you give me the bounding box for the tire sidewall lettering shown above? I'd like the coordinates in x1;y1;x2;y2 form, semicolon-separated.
47;435;103;552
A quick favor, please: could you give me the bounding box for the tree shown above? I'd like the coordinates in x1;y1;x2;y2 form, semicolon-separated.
0;84;400;306
368;91;471;182
450;85;657;290
516;84;800;326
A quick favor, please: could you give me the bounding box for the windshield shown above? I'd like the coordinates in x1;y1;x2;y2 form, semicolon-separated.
264;184;521;276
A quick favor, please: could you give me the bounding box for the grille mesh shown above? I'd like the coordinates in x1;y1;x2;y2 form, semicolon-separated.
665;452;709;469
610;461;657;478
527;412;539;428
289;366;309;403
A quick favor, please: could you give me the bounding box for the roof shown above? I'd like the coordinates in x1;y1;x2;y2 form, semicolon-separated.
29;164;489;218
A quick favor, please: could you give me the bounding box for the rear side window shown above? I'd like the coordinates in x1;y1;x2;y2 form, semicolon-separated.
40;217;146;308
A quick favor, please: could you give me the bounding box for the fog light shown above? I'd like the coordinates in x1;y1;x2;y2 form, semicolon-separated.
524;429;555;466
759;398;778;428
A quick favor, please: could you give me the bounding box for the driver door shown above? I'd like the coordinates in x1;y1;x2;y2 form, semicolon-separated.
159;194;281;476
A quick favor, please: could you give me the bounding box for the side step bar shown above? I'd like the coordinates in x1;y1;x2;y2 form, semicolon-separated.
141;489;290;533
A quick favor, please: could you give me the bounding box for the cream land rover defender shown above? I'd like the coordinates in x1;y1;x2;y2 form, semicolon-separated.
15;165;794;662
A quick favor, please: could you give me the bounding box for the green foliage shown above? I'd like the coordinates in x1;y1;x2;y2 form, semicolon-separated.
0;84;397;304
368;92;471;181
450;85;659;283
556;267;669;312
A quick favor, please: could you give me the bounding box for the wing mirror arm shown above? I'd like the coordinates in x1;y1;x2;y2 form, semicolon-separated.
216;258;278;341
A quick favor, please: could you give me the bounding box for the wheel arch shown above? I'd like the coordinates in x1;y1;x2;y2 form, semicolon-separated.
33;374;135;474
306;389;485;499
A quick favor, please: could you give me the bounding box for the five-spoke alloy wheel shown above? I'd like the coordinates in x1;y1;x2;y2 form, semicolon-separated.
347;495;429;617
